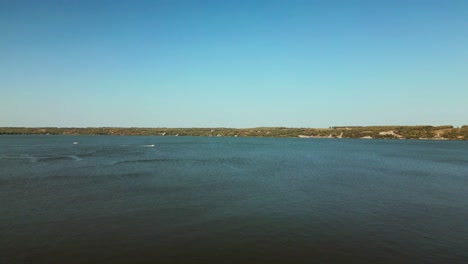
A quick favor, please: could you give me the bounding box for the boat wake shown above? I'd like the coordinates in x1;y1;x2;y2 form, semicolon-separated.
0;155;83;163
119;144;155;147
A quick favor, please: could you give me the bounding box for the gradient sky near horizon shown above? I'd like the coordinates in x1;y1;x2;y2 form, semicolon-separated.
1;0;467;128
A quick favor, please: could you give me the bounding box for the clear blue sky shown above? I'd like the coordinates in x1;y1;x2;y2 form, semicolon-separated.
1;0;467;128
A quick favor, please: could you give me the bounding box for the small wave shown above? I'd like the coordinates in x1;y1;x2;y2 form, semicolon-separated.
1;154;84;163
118;144;154;147
112;158;175;165
67;155;83;161
34;156;83;163
1;155;28;160
0;155;37;162
36;157;71;162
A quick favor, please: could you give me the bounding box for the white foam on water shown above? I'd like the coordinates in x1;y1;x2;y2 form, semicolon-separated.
68;155;83;161
0;155;39;163
1;155;84;163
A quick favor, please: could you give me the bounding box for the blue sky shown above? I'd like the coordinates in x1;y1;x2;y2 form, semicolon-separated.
1;0;467;128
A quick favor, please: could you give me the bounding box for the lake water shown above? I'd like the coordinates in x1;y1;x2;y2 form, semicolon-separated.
1;135;468;263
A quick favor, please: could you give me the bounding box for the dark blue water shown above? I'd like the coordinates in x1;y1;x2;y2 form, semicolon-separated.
1;135;468;263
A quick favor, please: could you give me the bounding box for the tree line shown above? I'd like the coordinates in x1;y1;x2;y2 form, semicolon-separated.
0;126;467;140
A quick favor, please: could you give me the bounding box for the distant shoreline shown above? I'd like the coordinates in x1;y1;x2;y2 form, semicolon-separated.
1;126;467;140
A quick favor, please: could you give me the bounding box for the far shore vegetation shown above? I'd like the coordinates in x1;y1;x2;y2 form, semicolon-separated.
1;126;467;140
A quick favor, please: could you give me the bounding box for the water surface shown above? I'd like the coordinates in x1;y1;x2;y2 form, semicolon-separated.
1;136;468;263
